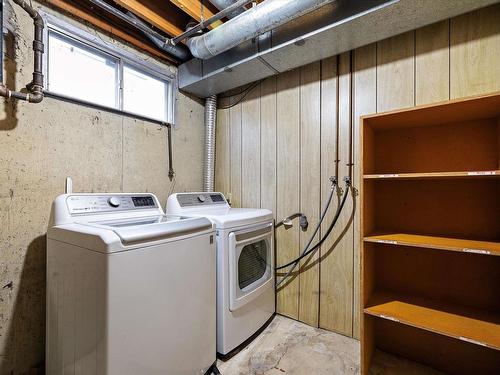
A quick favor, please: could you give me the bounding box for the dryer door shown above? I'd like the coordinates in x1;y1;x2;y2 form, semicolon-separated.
228;222;274;311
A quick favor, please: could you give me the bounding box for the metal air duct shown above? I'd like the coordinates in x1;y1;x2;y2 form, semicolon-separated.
188;0;334;59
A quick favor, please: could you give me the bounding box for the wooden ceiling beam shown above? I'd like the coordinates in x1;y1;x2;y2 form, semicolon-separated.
170;0;223;28
113;0;185;37
44;0;176;63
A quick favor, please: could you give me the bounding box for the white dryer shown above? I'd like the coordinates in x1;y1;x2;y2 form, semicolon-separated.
166;193;275;356
47;193;217;375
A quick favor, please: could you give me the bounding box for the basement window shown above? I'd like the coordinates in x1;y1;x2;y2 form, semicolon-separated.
43;12;176;125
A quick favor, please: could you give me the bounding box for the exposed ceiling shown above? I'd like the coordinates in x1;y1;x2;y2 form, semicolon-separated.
42;0;232;63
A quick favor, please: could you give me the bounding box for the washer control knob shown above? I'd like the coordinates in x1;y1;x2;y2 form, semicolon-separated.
108;197;121;207
197;195;206;203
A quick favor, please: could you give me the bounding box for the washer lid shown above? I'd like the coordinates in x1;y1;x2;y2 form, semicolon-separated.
48;215;213;253
84;215;212;245
186;208;274;229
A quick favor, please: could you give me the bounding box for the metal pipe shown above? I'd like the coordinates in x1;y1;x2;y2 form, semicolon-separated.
0;0;4;85
209;0;246;19
203;95;217;192
87;0;191;62
126;11;191;61
0;0;44;103
167;123;175;180
172;0;254;45
187;0;334;60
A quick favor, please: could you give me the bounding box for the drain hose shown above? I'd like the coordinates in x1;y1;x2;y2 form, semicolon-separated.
275;177;351;287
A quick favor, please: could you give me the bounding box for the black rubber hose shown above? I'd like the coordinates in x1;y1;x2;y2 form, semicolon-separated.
276;180;351;272
275;181;336;288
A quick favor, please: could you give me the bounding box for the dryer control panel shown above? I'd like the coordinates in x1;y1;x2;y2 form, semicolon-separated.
176;193;227;207
67;194;158;214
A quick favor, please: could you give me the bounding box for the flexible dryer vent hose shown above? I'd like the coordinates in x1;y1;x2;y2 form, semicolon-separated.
203;95;217;192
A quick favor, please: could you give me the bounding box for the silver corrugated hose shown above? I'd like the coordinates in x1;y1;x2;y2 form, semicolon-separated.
203;95;217;192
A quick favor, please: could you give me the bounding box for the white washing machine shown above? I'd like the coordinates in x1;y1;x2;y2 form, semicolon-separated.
166;192;275;356
47;193;217;375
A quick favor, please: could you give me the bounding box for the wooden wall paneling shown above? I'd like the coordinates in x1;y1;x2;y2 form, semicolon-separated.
320;53;354;335
260;77;278;217
276;69;301;319
298;62;321;326
336;52;355;335
241;83;262;208
415;20;450;105
318;56;339;331
229;89;243;207
450;4;500;98
376;31;415;112
353;43;377;339
215;98;231;195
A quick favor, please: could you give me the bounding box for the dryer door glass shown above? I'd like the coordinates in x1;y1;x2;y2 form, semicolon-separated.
238;239;268;289
228;223;274;311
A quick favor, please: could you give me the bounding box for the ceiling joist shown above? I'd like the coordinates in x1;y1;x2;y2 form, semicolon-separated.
170;0;223;28
113;0;185;37
45;0;176;63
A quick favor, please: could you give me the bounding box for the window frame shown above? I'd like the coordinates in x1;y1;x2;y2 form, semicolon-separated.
41;11;178;127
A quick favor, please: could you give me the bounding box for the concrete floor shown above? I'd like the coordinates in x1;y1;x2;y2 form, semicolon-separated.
217;315;358;375
217;315;444;375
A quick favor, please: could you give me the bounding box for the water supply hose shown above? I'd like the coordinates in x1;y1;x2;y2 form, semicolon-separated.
275;177;351;287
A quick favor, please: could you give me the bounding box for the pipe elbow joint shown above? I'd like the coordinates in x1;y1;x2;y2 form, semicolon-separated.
187;37;214;60
27;87;44;103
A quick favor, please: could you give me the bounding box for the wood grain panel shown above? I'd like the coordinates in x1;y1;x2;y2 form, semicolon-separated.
260;77;277;217
377;31;415;112
353;43;377;339
320;53;354;335
276;69;301;319
298;62;321;327
241;83;261;208
229;90;242;207
214;6;500;339
215;100;231;195
319;56;338;331
450;4;500;98
416;20;450;104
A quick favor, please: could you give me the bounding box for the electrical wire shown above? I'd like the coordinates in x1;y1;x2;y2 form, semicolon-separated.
217;80;261;99
218;80;262;109
275;178;351;287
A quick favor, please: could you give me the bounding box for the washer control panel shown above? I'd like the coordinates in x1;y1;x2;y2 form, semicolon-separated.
177;193;227;207
67;194;158;214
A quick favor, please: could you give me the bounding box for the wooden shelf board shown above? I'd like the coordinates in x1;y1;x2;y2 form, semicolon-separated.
364;170;500;180
364;233;500;256
364;291;500;350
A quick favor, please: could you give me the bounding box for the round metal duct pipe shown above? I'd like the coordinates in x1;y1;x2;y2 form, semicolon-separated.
188;0;334;59
203;95;217;192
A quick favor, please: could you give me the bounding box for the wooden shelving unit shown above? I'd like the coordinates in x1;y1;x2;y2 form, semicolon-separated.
360;92;500;375
364;233;500;256
365;291;500;350
364;170;500;180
